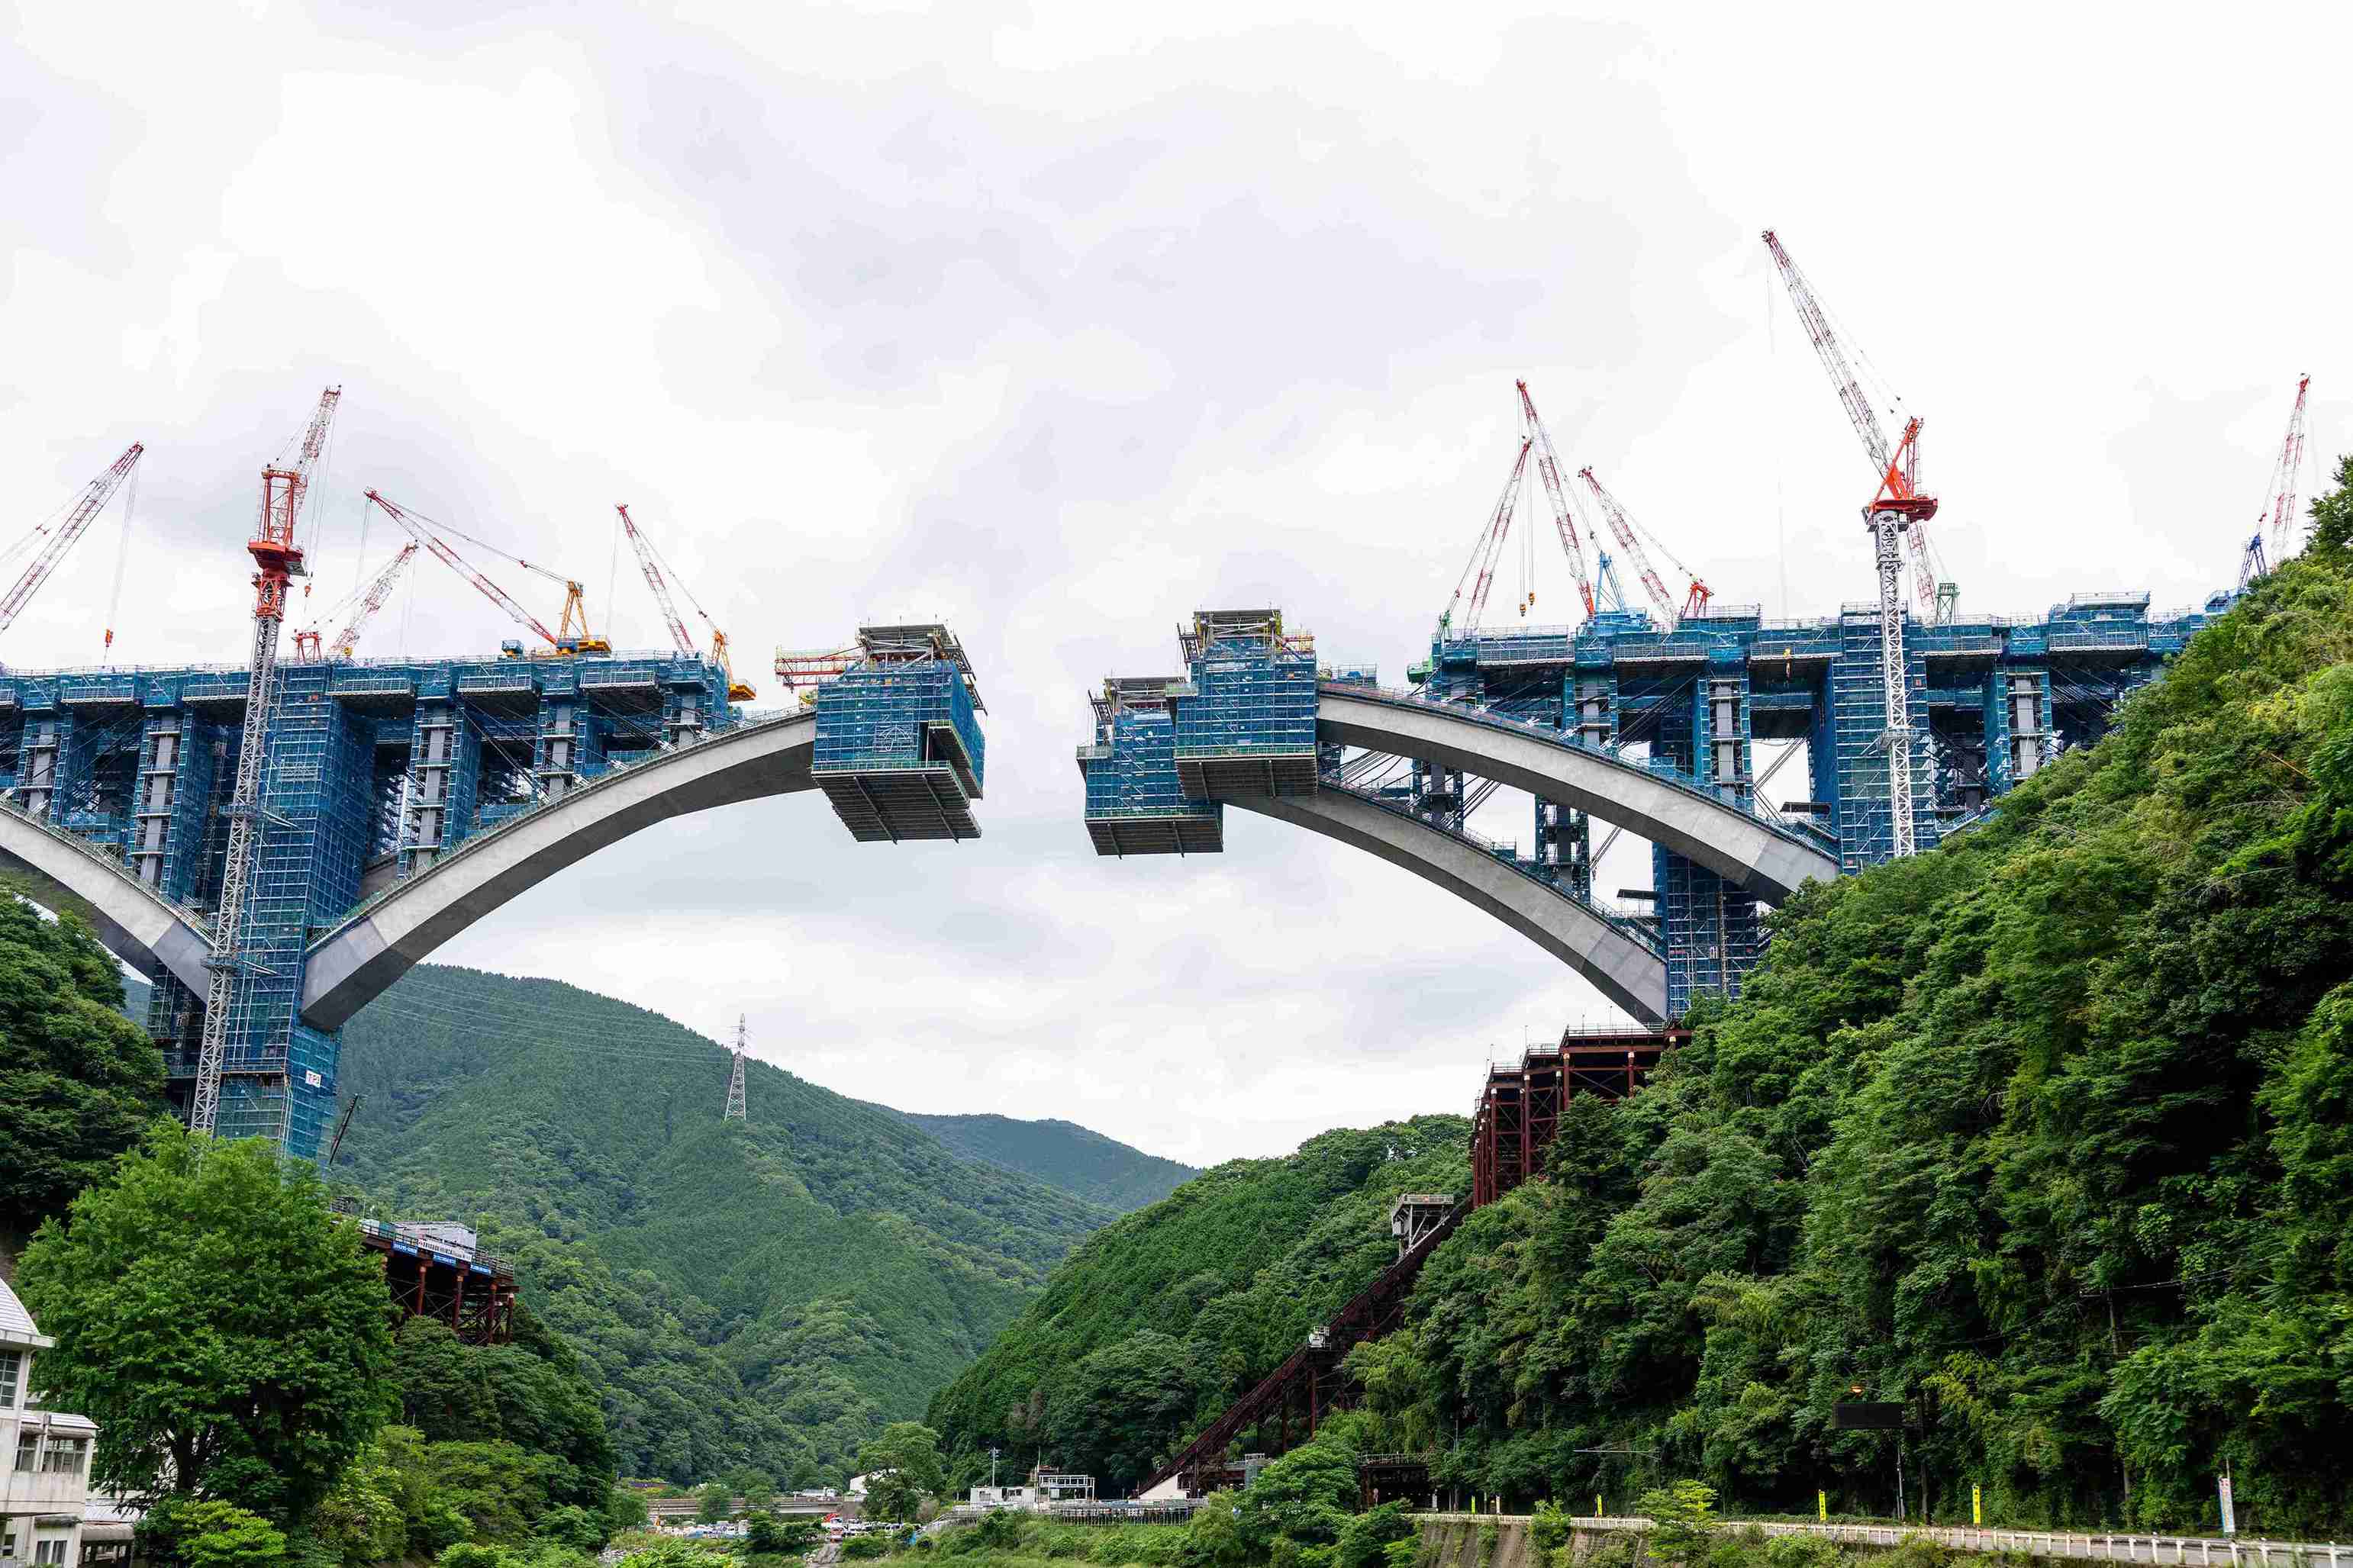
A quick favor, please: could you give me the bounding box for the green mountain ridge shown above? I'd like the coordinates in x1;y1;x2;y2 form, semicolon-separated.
326;964;1152;1483
890;1110;1197;1212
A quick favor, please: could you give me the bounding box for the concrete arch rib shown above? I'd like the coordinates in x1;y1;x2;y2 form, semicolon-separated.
1316;687;1837;900
0;807;211;992
301;711;817;1030
1224;788;1668;1025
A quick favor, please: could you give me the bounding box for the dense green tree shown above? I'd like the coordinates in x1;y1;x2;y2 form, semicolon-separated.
17;1123;395;1523
0;883;166;1227
389;1317;614;1508
138;1499;289;1568
695;1483;731;1524
856;1422;947;1524
1047;1331;1201;1496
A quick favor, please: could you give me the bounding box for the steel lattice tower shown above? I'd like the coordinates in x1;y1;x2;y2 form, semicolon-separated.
724;1013;748;1120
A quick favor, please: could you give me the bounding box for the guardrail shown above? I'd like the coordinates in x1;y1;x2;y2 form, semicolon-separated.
0;794;215;934
306;708;809;950
1320;683;1830;858
1417;1514;2345;1566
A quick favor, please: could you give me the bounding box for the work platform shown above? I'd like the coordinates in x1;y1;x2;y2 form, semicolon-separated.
811;624;987;842
334;1206;518;1345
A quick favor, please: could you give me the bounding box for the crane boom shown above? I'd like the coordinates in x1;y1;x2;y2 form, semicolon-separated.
2262;374;2313;555
329;542;419;658
1442;437;1533;634
0;443;144;633
1514;381;1599;620
617;504;695;653
1762;231;1948;617
1576;467;1712;625
363;490;563;647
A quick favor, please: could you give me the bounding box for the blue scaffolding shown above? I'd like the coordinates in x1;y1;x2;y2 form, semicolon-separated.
811;623;985;842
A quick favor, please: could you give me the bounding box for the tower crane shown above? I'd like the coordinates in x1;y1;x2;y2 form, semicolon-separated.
1575;466;1714;624
614;504;755;700
191;387;340;1140
1761;230;1953;623
1514;381;1600;622
1763;229;1936;859
311;543;419;660
2259;374;2313;560
0;443;144;636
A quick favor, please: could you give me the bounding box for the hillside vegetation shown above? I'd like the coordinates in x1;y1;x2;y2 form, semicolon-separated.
333;967;1128;1483
898;1112;1197;1212
1332;462;2353;1534
927;1114;1468;1494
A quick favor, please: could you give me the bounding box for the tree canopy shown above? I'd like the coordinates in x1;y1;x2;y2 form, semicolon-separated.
18;1122;396;1524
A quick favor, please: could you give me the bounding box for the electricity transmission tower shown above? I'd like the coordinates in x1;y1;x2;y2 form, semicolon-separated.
724;1014;749;1121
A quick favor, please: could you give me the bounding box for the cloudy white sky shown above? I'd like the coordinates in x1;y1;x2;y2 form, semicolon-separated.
6;2;2348;1165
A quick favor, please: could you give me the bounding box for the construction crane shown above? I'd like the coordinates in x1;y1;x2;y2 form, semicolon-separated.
362;491;603;658
1576;466;1713;624
1761;230;1953;625
613;504;755;700
295;542;419;661
1514;381;1600;622
191;387;340;1141
2259;374;2313;561
0;443;144;637
1763;230;1936;859
1438;436;1533;636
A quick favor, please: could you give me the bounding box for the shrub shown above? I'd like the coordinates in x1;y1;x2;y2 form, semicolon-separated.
1529;1502;1571;1556
1336;1504;1416;1568
1764;1534;1843;1568
140;1501;289;1568
843;1537;890;1561
1634;1483;1717;1565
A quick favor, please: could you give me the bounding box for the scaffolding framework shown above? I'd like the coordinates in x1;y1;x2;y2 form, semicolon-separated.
811;623;986;842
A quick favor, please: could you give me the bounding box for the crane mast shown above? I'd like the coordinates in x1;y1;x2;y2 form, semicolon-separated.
1763;230;1936;858
0;443;144;634
191;387;339;1140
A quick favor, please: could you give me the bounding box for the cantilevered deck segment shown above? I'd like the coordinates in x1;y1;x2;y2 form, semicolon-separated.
811;623;987;842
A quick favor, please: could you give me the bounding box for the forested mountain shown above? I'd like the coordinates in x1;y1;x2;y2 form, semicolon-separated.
895;1112;1197;1212
927;1114;1468;1495
331;966;1130;1483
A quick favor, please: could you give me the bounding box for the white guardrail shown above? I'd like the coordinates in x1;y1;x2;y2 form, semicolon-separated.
1418;1513;2349;1566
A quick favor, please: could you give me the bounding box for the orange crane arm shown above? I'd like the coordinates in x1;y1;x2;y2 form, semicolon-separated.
329;542;419;658
616;504;695;654
0;443;143;633
364;490;562;647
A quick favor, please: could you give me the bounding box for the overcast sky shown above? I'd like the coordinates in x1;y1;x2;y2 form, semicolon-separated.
6;2;2348;1165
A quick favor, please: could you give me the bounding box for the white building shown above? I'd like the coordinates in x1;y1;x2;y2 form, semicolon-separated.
1;1279;98;1568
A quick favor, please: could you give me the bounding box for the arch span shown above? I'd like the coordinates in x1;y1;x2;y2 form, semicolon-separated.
0;805;211;992
301;710;817;1029
1225;784;1668;1025
1316;686;1838;900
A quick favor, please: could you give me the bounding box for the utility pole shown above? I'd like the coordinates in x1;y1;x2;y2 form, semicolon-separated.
724;1014;748;1120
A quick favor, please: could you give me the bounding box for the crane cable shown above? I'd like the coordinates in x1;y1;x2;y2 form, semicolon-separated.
101;465;138;661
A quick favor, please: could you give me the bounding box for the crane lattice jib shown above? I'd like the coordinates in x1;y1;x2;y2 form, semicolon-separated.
330;542;419;658
1514;381;1598;620
0;443;143;633
1762;231;1893;476
1449;438;1531;629
2264;375;2312;552
617;504;696;655
364;491;562;647
1576;466;1689;626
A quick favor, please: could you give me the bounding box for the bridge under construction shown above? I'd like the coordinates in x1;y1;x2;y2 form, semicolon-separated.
1;392;986;1161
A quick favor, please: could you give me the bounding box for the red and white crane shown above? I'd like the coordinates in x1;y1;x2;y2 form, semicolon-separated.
1762;230;1951;623
1514;380;1600;623
1439;436;1533;635
192;387;340;1140
1764;230;1938;858
1575;465;1713;625
295;541;420;661
613;504;754;700
363;490;569;651
0;442;144;636
2260;374;2313;559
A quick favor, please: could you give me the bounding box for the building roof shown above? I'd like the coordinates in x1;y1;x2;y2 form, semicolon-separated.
0;1275;55;1350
